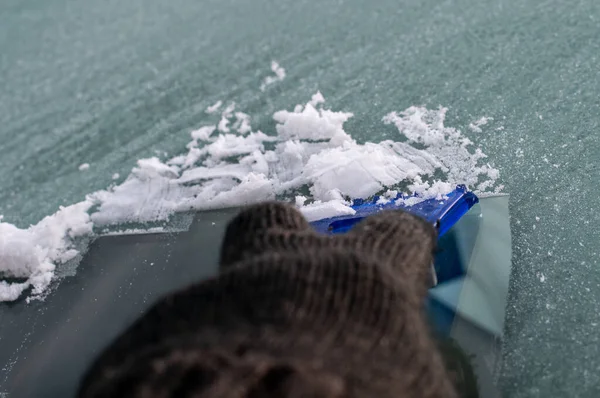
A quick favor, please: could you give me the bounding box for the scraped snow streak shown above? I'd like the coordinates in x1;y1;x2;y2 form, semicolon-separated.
0;86;500;301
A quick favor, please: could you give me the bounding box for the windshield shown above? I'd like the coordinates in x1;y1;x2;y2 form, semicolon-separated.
1;0;597;396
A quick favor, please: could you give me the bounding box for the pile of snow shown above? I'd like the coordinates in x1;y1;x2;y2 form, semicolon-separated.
0;89;500;302
0;201;93;301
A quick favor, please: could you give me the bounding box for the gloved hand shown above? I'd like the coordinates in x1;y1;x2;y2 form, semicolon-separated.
79;202;459;398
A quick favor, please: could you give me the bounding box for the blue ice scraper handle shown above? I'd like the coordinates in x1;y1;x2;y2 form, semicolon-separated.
311;185;479;238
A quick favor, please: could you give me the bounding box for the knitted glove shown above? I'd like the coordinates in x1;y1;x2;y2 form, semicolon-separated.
79;202;458;398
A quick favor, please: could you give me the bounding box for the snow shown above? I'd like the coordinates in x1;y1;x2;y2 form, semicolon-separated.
205;100;222;114
189;126;216;145
101;227;166;236
273;101;353;142
217;103;236;133
0;88;500;302
383;107;499;193
218;116;230;133
233;112;252;134
299;200;356;222
260;61;286;91
468;116;492;133
0;200;93;301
